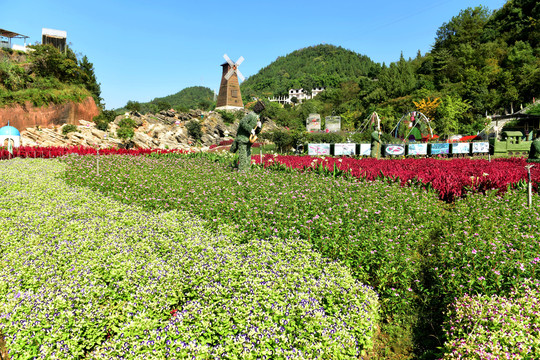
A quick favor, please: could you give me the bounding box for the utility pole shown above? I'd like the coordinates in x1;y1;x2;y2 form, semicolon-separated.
526;164;534;208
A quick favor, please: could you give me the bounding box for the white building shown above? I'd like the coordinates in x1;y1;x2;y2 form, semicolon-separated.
269;87;325;105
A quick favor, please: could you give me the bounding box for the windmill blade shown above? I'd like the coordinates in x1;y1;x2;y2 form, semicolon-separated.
235;56;244;66
224;68;235;80
223;54;234;67
236;69;245;82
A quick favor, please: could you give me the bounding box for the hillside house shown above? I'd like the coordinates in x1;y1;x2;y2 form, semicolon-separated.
269;87;325;105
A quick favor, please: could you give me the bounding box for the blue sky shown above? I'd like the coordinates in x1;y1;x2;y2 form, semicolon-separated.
2;0;506;109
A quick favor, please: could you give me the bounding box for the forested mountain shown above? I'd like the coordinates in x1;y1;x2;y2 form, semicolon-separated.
121;86;215;114
240;44;380;98
151;86;214;110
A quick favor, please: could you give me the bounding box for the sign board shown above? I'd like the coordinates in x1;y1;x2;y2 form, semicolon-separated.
325;116;341;132
472;142;489;153
452;143;470;154
306;113;321;132
334;143;356;156
359;143;371;156
384;144;405;156
308;143;331;156
430;143;450;155
408;143;428;155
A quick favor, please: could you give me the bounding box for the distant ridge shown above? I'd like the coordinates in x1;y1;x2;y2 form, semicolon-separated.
150;86;214;109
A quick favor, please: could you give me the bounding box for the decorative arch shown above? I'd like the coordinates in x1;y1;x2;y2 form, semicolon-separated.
0;135;20;148
391;111;434;141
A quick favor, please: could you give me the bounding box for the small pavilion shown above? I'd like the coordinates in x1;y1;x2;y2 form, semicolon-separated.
0;123;21;148
0;28;29;51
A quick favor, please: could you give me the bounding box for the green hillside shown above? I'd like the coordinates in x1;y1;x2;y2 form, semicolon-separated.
0;45;100;108
240;44;380;98
121;86;215;113
151;86;214;110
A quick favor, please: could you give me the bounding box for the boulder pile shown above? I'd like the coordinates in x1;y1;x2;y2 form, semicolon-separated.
20;109;279;150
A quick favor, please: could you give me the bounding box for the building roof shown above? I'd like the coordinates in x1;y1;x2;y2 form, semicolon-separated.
0;125;21;137
42;28;67;39
0;28;29;39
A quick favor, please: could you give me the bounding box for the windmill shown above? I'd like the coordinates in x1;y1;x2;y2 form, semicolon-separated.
215;54;245;110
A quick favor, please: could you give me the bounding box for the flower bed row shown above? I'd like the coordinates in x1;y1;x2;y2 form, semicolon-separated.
0;146;188;160
62;155;443;326
62;154;540;357
252;155;539;201
0;159;378;359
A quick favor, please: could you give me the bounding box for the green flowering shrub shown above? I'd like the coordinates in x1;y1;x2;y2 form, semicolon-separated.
0;159;378;359
442;279;540;359
61;124;78;135
61;153;540;357
186;120;202;142
62;155;443;330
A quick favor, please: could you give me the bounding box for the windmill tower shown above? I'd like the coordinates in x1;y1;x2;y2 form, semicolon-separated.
215;54;245;110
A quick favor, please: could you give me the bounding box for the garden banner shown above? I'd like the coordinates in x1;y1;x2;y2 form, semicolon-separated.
430;143;450;155
472;142;489;153
452;143;470;154
334;143;356;156
384;144;405;156
359;143;371;156
408;143;428;155
308;143;331;156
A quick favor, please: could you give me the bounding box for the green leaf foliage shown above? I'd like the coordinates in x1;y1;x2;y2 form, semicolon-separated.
61;124;78;135
121;86;215;114
236;1;538;136
0;45;100;108
186;119;202;142
62;153;540;357
241;44;380;99
116;126;134;141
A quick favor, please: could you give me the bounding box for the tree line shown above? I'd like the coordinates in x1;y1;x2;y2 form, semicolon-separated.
242;0;539;137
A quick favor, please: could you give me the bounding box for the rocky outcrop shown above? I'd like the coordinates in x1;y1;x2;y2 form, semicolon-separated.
0;97;100;130
20;109;280;150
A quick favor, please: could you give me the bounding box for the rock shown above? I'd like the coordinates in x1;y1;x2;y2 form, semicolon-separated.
131;132;152;149
151;113;174;125
132;116;144;127
175;132;188;143
177;112;191;121
79;120;95;128
159;110;176;118
201;134;214;145
91;128;107;139
16;107;284;151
